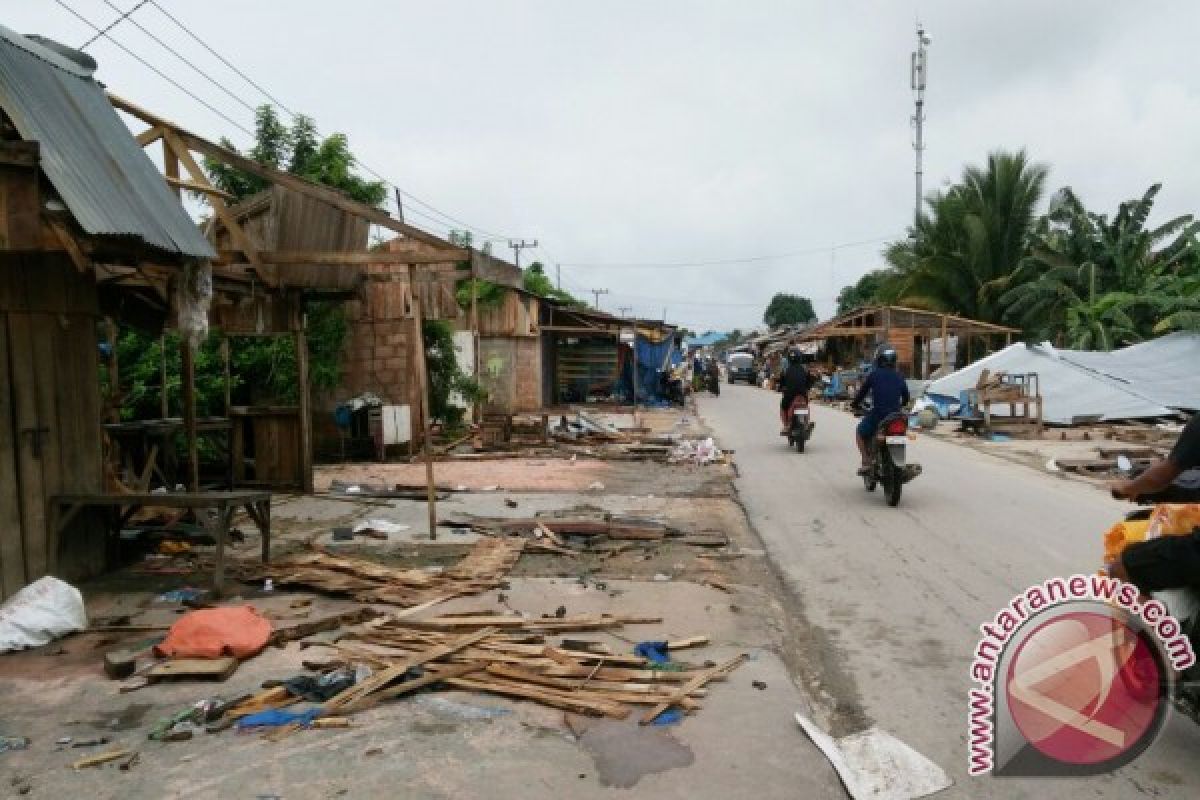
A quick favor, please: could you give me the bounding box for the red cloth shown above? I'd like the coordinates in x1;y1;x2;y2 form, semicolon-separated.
154;605;272;659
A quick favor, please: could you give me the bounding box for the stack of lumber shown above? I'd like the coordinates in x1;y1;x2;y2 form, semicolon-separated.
239;537;524;607
293;613;745;724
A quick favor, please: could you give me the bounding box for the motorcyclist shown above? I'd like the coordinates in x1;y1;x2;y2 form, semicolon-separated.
851;346;910;476
778;347;814;434
1107;414;1200;593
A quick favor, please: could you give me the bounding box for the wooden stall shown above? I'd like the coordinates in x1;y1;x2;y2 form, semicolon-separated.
797;305;1019;378
475;288;543;414
540;304;626;405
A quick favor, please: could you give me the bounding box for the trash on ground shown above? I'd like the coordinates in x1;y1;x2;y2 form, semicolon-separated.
154;606;272;660
794;713;952;800
0;577;88;653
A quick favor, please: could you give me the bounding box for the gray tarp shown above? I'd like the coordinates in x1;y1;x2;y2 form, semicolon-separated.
1059;332;1200;413
925;341;1180;425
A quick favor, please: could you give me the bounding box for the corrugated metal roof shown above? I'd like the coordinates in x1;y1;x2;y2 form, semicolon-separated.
0;26;214;259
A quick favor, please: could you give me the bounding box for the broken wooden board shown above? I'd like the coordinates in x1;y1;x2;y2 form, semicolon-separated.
639;653;747;724
147;657;238;682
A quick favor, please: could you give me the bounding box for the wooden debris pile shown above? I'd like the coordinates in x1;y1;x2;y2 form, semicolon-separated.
238;537;525;606
285;611;746;724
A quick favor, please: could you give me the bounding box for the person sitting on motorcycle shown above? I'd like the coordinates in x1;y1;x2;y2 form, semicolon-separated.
779;347;814;434
1107;413;1200;593
850;346;909;476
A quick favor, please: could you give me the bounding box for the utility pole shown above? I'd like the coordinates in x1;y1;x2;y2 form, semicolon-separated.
589;288;609;309
911;24;931;226
508;239;538;269
556;263;561;290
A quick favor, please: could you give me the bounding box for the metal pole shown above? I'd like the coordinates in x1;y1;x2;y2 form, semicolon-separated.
911;25;930;226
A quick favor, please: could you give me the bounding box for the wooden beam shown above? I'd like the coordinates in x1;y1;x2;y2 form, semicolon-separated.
180;338;199;491
135;125;164;147
162;136;180;199
110;93;456;251
166;175;234;201
161;130;265;278
408;264;438;541
295;323;314;494
44;216;89;273
214;249;468;266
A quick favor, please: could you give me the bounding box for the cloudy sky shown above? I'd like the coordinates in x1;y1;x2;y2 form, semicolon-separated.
10;1;1200;331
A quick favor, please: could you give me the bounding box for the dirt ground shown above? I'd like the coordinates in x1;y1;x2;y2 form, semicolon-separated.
0;404;842;800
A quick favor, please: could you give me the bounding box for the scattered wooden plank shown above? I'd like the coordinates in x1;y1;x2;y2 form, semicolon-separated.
447;676;630;718
147;657;238;682
667;636;710;650
73;749;133;770
639;654;748;725
339;662;484;714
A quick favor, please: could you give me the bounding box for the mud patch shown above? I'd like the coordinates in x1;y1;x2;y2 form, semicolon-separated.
87;703;152;731
566;715;694;788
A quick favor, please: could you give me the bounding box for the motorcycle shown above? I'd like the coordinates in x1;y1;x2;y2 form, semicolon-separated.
853;404;922;506
1103;473;1200;722
786;395;814;452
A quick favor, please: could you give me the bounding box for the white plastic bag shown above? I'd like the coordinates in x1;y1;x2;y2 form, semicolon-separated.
0;576;88;652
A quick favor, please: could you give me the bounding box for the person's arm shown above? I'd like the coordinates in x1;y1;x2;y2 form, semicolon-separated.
851;373;872;406
1111;416;1199;499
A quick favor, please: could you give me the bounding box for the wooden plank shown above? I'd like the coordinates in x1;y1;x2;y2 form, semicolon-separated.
135;125;164;147
216;249;468;266
180;339;199;491
321;626;497;714
338;662;483;714
295;325;314;493
0;316;24;598
44;217;88;273
11;315;54;580
166;175;234;201
409;263;438;541
147;656;239;681
638;653;747;724
447;675;630;718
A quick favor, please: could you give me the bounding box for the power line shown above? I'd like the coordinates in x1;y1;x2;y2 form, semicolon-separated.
91;1;513;244
101;0;257;113
80;0;149;49
53;0;255;136
147;0;298;117
559;235;893;269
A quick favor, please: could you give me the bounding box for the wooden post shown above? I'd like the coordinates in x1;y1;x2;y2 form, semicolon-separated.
220;337;232;415
295;321;314;495
408;265;438;540
940;314;949;370
180;338;199;491
160;334;169;419
105;318;120;423
163;137;180;200
470;253;481;424
630;324;640;424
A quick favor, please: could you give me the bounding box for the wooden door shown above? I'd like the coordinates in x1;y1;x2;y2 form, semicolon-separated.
0;310;104;598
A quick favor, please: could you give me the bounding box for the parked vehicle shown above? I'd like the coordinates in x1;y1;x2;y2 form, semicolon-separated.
854;405;921;506
786;395;814;452
727;352;756;384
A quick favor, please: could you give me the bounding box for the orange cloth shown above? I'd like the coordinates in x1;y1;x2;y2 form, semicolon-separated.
1103;504;1200;564
154;605;272;660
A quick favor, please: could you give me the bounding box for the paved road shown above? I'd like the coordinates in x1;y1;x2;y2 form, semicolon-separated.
700;383;1200;798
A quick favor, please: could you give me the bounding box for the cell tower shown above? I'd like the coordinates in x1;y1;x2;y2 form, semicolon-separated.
911;25;931;225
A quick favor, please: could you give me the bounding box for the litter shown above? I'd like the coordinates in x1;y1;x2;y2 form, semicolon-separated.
0;576;88;652
633;641;671;665
353;519;410;536
650;708;684;726
155;588;205;604
154;606;272;660
794;713;952;800
668;437;726;466
0;736;30;753
588;481;606;491
236;708;321;731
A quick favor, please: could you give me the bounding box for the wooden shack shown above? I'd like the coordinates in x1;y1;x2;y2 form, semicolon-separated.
0;28;217;597
797;305;1019;378
475;288;543;413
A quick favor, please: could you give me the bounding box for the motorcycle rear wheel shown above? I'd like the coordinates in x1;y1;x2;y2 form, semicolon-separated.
882;452;903;506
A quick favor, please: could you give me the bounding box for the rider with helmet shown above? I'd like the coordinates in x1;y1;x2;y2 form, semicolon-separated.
778;346;814;434
851;345;910;475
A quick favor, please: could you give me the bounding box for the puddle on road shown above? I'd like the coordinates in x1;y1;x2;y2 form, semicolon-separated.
568;715;694;788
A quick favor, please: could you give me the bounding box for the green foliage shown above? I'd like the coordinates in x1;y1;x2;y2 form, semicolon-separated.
884;150;1048;323
523;262;581;305
836;269;902;314
422;320;485;430
763;293;816;327
1001;184;1200;348
204;106;386;206
456;279;506;311
113;329;232;420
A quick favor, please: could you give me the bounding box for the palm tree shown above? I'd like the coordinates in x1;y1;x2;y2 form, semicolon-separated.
886;150;1048;324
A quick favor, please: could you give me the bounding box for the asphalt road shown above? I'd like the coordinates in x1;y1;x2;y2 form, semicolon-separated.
700;383;1200;799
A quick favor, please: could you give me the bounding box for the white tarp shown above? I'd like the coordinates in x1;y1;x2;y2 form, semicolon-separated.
1059;332;1200;412
926;343;1174;425
0;577;88;652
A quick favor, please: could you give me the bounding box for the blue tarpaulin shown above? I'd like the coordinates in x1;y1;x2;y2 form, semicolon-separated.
618;334;682;403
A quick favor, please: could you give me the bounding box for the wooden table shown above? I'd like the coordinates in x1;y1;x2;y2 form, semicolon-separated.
51;491;271;595
103;418;234;489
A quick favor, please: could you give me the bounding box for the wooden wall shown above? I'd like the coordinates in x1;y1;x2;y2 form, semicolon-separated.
480;337;542;414
0;253;104;599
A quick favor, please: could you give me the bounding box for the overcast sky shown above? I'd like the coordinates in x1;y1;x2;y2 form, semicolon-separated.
11;1;1200;331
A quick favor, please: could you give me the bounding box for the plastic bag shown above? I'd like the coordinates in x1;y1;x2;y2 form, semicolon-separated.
0;576;88;652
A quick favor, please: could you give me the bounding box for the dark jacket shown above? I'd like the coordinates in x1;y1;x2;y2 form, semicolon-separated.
780;362;813;398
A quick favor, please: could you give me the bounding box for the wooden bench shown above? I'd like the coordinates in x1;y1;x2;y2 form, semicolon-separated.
51;491;271;595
